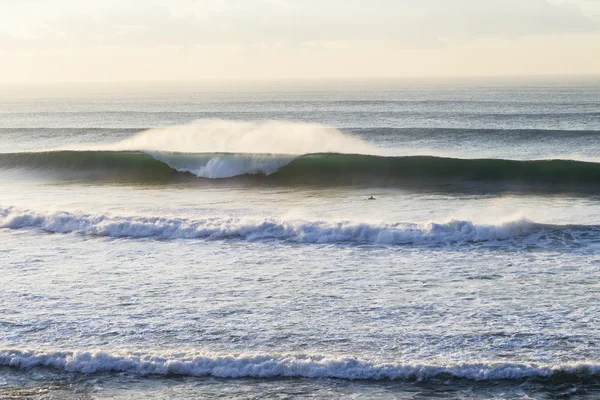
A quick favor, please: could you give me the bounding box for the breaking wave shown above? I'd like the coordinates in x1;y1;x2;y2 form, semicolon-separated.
1;206;597;249
1;349;599;382
1;119;599;189
1;150;600;188
1;119;599;188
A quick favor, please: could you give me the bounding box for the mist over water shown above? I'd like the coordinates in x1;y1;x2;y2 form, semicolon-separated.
110;119;377;155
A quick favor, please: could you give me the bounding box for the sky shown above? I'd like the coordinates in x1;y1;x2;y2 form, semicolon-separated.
0;0;599;84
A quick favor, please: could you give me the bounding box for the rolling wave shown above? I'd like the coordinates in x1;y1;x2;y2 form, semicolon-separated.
1;349;598;382
1;150;600;189
1;207;597;249
0;150;293;180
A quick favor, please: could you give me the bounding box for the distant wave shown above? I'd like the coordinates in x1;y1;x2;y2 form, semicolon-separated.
358;127;600;137
1;207;597;249
1;151;600;190
1;349;598;382
2;127;599;136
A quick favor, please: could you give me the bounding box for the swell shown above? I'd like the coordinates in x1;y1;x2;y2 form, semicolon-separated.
357;127;600;137
1;207;597;250
1;151;600;189
279;153;600;185
0;150;183;181
1;349;599;382
3;111;600;117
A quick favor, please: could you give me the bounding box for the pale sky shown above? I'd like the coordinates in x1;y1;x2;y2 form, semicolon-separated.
0;0;599;83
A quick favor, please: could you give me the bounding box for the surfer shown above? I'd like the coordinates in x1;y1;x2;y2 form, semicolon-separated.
368;196;376;200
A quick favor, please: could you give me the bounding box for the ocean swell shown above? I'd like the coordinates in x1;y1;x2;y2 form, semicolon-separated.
1;151;600;189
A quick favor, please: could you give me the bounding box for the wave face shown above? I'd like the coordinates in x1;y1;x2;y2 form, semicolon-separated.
279;153;600;186
1;349;598;382
1;206;597;249
1;150;600;189
0;150;297;180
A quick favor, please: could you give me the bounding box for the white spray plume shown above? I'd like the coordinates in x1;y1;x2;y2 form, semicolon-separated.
110;119;376;155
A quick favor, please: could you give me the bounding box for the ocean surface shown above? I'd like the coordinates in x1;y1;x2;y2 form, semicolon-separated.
1;82;599;399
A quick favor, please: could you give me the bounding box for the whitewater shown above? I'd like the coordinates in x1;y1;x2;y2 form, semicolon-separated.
1;84;600;399
2;205;600;253
3;349;600;381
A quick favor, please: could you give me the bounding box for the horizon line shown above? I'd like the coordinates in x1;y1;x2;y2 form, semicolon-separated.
2;74;600;86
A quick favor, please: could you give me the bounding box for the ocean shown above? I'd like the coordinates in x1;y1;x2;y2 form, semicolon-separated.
1;82;599;399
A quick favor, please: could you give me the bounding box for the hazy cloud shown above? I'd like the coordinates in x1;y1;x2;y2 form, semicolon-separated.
0;0;598;49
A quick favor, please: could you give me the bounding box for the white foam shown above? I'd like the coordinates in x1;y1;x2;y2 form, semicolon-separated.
148;152;296;179
1;349;598;381
0;206;547;246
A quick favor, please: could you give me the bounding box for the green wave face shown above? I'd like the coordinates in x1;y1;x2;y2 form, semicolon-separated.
277;153;600;185
1;150;600;191
0;151;183;183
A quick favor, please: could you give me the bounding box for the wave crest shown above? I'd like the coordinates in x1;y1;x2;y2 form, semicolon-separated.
2;349;599;382
1;206;592;249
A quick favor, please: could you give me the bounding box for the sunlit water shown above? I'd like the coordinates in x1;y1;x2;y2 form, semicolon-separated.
1;83;599;399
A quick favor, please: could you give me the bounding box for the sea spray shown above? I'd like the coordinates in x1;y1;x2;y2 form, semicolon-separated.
108;119;376;155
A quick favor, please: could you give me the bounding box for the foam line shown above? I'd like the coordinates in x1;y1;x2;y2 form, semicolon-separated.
0;206;540;244
1;206;595;249
1;349;598;381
